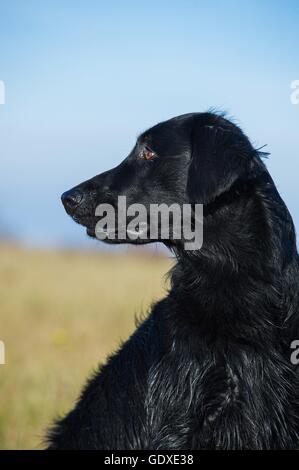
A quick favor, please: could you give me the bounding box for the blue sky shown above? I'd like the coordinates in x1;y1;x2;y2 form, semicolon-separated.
0;0;298;247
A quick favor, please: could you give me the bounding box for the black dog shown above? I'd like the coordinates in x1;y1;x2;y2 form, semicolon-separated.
48;112;299;449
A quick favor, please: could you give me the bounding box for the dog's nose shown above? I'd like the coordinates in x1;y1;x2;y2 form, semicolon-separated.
61;189;83;213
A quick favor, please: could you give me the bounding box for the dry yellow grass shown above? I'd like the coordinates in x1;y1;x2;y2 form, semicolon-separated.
0;244;172;449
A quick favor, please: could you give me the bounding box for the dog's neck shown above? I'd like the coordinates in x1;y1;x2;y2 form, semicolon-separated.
169;173;299;345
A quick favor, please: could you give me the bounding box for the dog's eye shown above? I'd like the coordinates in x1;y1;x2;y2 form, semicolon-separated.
140;147;157;161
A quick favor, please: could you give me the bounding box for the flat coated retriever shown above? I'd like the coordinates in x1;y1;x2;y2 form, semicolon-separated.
48;112;299;449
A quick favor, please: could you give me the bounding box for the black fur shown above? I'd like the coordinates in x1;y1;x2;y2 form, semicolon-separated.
48;112;299;449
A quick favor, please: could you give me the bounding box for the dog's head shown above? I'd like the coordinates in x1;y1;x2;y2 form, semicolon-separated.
61;112;260;248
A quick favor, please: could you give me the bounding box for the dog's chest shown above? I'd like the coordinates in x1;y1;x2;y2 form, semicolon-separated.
145;349;243;449
144;344;298;450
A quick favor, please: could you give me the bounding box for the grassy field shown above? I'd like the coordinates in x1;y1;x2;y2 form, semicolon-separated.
0;244;172;449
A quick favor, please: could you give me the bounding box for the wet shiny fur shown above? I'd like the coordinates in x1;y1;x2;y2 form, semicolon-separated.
48;112;299;449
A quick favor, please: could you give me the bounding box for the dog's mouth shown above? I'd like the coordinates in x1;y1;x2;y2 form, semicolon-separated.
86;222;149;242
70;212;99;239
72;209;184;246
81;216;185;246
70;214;136;243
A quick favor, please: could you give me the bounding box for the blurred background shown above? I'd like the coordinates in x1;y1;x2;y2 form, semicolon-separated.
0;0;298;449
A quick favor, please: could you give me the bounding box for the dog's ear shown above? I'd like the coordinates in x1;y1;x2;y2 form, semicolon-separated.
187;121;253;204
